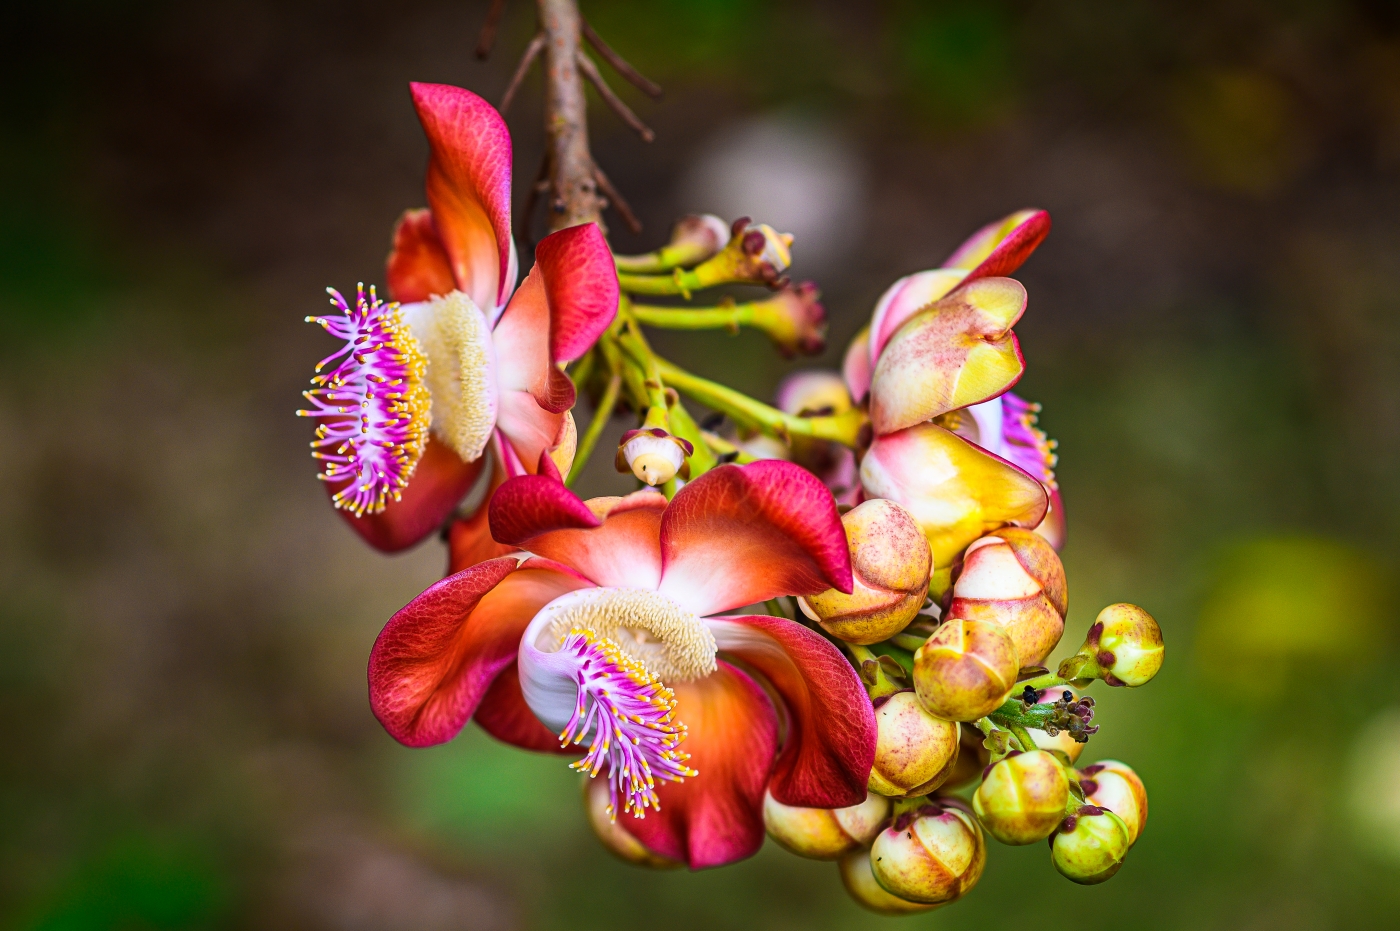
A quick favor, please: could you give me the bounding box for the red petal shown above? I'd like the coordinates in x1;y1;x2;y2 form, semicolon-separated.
708;615;875;808
535;224;619;363
943;209;1051;283
368;562;587;747
410;82;514;311
488;472;601;544
619;661;778;869
474;659;573;754
658;461;853;617
385;208;456;303
446;470;516;575
332;434;482;553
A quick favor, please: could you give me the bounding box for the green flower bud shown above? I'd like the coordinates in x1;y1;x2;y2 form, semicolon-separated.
973;749;1070;845
583;777;679;869
868;691;960;797
870;800;986;904
1080;760;1148;846
1059;603;1164;687
763;789;890;860
913;618;1020;721
837;849;939;915
1050;805;1131;884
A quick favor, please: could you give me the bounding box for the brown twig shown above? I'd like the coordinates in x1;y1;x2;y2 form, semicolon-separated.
592;163;642;234
538;0;603;232
581;19;662;99
499;32;545;115
475;0;507;59
521;155;553;247
575;50;655;142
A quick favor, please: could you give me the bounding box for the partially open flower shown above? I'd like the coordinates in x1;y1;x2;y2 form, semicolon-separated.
867;691;959;797
763;789;890;860
1079;760;1148;846
1050;805;1131;884
584;776;681;869
838;849;939;915
750;281;827;357
949;528;1067;666
616;428;693;486
973;750;1070;845
913;618;1020;722
1059;603;1164;687
870;799;986;904
799;499;932;645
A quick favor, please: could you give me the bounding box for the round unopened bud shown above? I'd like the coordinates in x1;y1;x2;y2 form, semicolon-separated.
616;428;692;486
913;618;1020;721
943;725;993;791
800;499;932;645
1050;805;1131;884
775;370;852;418
838;849;939;915
1029;686;1086;764
1080;760;1147;846
763;789;890;860
870;801;985;904
667;214;731;265
973;750;1070;845
1061;603;1164;687
949;529;1067;665
868;692;959;797
583;777;679;868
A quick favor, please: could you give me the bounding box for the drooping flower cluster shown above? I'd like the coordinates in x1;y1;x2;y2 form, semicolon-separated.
299;79;1164;910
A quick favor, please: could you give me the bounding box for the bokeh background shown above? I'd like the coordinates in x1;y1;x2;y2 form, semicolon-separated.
5;1;1400;928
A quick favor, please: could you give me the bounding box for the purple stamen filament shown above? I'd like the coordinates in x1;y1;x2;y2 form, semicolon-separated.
297;284;430;516
558;627;697;820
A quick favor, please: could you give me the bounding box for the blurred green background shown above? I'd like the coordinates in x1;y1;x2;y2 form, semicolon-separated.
4;0;1400;927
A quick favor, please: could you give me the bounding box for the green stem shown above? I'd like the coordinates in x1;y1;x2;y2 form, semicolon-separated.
654;357;866;446
1019;674;1069;693
567;372;620;486
617;268;703;298
1008;722;1040;754
630;302;746;331
697;430;758;464
665;396;719;476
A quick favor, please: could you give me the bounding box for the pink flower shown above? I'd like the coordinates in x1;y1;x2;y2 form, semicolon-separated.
299;83;618;553
366;459;876;868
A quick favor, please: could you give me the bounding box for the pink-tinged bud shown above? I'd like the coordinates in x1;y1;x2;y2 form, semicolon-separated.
1059;603;1164;687
1049;805;1131;884
868;692;960;797
691;218;796;289
913;618;1020;721
666;213;731;265
949;528;1067;666
751;281;827;357
1029;686;1086;764
1079;760;1148;846
583;777;680;869
615;428;693;486
943;725;993;791
870;800;986;904
860;423;1049;588
775;370;852;417
763;789;890;860
973;750;1070;845
799;500;932;645
838;849;939;915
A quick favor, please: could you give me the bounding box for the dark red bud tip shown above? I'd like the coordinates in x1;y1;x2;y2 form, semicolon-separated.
1060;816;1078;833
1096;650;1116;667
1080;779;1099;795
1087;621;1104;644
730;216;751;237
1077;805;1105;816
743;230;766;255
1081;763;1104;775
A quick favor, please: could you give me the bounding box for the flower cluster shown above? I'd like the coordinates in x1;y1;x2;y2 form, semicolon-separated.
299;81;1164;909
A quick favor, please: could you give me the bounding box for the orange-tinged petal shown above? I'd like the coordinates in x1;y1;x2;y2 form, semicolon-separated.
618;661;778;869
869;278;1027;436
860;423;1048;570
474;659;573;753
385;208;457;303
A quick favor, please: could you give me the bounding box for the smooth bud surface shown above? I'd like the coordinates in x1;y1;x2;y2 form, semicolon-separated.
1062;603;1164;687
1050;805;1130;884
615;428;692;486
913;618;1020;721
667;214;730;265
870;802;985;904
838;849;939;915
801;499;932;644
973;750;1070;845
763;789;890;860
1080;760;1148;845
949;529;1067;665
584;777;680;869
868;692;959;797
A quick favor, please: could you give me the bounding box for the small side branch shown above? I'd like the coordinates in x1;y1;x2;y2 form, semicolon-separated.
576;50;655;142
581;19;662;98
475;0;507;59
500;32;546;114
592;163;641;234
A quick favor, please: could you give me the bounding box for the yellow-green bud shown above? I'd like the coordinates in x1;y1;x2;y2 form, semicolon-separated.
837;849;939;915
583;777;679;869
1080;760;1148;846
1059;604;1164;687
973;749;1070;845
942;725;993;792
763;789;890;860
868;692;959;797
870;801;985;904
1049;805;1131;884
913;618;1020;721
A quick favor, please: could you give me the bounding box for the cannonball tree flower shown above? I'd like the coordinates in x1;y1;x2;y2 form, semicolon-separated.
298;82;618;553
365;458;877;869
